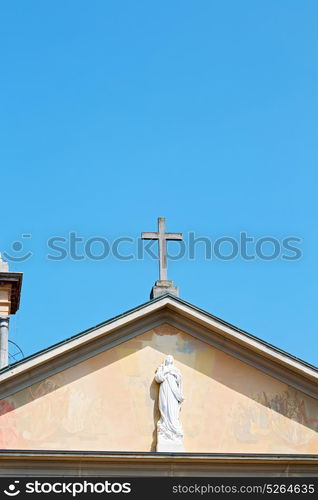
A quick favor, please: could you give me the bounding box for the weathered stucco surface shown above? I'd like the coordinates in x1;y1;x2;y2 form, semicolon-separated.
1;323;317;453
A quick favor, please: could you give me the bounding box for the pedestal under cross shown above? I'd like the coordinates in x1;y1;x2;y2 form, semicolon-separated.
142;218;182;298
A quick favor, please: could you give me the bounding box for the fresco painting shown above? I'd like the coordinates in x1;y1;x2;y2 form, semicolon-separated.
0;323;317;453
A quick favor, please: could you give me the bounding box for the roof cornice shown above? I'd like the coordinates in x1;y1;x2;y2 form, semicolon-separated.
0;295;317;396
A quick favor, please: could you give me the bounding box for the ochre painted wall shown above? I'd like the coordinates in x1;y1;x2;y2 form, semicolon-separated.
1;323;317;453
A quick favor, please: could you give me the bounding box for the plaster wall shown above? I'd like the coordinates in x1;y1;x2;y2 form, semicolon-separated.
1;324;317;453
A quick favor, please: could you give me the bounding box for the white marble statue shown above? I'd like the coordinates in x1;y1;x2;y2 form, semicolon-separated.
155;355;184;452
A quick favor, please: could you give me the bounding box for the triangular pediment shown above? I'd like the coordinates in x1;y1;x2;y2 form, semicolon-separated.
1;295;317;399
0;295;318;454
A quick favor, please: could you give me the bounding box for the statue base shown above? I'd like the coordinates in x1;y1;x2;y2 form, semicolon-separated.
156;435;184;453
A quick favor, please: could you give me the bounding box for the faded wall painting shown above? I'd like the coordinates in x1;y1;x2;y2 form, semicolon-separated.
0;323;317;453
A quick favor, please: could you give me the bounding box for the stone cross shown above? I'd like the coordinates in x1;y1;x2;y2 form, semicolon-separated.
142;218;182;282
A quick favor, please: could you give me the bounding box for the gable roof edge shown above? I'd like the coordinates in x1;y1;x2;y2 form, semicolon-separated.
0;294;317;388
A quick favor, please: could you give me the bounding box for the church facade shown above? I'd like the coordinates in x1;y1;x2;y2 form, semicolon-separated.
0;219;318;476
0;294;318;476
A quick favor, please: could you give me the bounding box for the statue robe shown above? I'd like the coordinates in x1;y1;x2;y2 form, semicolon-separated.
155;365;184;441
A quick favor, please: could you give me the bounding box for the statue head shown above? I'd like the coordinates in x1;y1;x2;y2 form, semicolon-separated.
164;355;174;366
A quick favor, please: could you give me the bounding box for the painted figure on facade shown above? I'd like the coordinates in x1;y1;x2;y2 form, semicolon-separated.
155;355;184;451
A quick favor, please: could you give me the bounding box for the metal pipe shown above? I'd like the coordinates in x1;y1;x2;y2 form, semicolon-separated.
0;316;9;369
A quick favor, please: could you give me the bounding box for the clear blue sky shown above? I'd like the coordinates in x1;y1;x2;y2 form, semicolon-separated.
1;1;317;365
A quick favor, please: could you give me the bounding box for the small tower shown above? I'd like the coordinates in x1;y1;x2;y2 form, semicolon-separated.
0;255;23;369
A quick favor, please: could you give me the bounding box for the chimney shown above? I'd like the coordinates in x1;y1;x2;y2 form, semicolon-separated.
0;254;23;369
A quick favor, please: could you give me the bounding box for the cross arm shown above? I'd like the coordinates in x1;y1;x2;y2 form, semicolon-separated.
141;232;158;240
165;233;183;240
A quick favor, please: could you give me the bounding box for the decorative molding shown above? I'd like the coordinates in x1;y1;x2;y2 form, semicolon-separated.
0;451;318;476
0;297;317;400
0;312;168;398
164;312;318;400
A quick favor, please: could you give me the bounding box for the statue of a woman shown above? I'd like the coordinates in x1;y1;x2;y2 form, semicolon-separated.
155;355;184;451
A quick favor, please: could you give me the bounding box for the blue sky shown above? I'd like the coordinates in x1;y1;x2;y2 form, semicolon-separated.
1;1;317;365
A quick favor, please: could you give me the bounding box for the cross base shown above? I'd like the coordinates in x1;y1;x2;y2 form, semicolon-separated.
150;280;179;299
